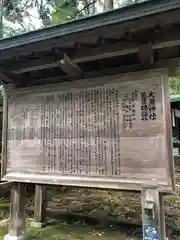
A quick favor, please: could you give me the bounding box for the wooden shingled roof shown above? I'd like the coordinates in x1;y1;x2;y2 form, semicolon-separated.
0;0;180;87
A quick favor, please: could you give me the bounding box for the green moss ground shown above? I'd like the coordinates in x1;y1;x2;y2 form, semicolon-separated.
0;221;140;240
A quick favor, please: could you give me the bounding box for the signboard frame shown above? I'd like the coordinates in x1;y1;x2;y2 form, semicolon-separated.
1;69;175;192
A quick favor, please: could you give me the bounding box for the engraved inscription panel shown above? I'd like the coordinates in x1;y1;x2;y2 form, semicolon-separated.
6;75;168;184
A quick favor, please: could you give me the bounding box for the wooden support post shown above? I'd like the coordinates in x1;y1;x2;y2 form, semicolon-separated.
31;184;47;228
141;184;167;240
4;183;26;240
159;193;166;240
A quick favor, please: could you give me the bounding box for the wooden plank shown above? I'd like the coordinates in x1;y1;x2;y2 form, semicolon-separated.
59;54;82;76
158;46;179;60
0;67;23;86
7;183;26;239
11;27;180;74
138;42;154;66
32;184;46;227
9;30;180;73
12;42;138;74
1;6;180;62
0;71;14;84
6;58;179;93
1;89;8;179
2;69;174;192
159;193;166;239
17;58;180;87
161;70;175;191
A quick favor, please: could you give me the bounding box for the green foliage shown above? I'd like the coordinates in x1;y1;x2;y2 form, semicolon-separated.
166;195;180;205
169;77;180;95
51;0;79;24
173;137;180;146
165;194;180;230
0;0;151;37
0;220;140;240
176;217;180;230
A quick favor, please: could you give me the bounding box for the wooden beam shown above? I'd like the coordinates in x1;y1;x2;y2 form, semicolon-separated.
12;41;137;74
1;89;8;179
0;181;13;189
1;7;180;62
24;57;180;87
24;64;141;87
59;54;82;76
21;58;173;87
6;183;26;239
12;28;180;74
138;42;154;65
158;46;179;60
0;70;16;84
0;66;24;86
31;184;47;228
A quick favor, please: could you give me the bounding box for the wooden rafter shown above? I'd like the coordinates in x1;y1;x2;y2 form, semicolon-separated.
24;57;180;87
0;68;18;85
1;4;180;63
11;27;180;74
138;42;154;66
0;66;25;86
59;54;82;76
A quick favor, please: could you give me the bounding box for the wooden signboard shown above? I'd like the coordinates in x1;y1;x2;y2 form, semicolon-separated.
1;69;174;192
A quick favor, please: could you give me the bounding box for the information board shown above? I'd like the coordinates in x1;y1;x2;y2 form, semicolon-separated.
2;70;174;191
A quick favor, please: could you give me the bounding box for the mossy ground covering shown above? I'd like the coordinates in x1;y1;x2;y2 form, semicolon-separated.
0;221;140;240
0;167;179;239
0;189;143;240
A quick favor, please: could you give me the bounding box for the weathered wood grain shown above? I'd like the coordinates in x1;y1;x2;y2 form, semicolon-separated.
2;70;174;191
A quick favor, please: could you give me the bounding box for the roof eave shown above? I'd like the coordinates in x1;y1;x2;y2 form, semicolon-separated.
0;0;180;51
